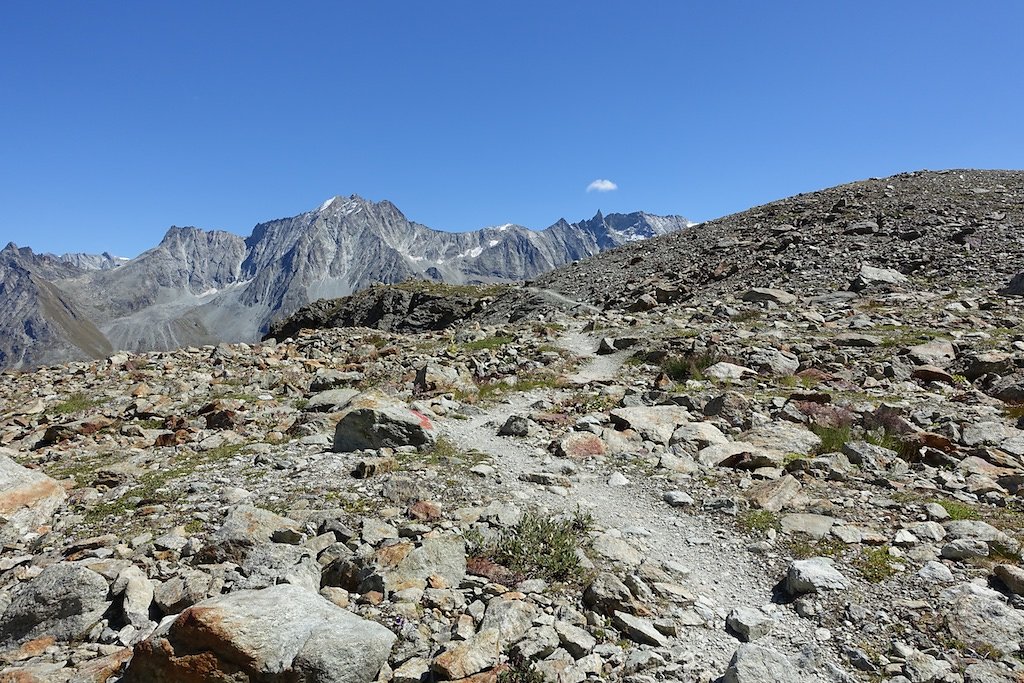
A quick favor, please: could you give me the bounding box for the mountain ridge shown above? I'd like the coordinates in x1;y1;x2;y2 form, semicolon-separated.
0;196;689;368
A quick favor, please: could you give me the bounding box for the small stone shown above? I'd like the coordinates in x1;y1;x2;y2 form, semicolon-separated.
917;561;954;584
607;472;630;487
663;490;694;507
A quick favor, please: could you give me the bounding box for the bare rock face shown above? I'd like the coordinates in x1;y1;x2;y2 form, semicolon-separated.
0;447;66;542
122;584;396;683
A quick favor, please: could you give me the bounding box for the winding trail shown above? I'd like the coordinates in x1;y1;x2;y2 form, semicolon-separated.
439;325;846;682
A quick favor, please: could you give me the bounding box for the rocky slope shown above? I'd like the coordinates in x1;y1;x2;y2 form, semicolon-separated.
0;245;113;368
1;169;1023;683
0;199;689;369
524;169;1024;315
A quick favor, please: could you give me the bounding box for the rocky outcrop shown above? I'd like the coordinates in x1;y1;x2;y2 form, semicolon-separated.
522;169;1024;317
267;282;495;340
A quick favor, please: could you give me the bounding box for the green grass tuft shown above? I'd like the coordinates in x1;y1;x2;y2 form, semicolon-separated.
935;499;981;521
737;509;780;534
461;335;515;352
811;424;852;454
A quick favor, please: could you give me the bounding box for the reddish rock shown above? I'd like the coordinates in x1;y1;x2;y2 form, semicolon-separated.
555;432;607;459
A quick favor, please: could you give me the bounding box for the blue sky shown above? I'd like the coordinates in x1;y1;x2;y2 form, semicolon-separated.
2;2;1022;257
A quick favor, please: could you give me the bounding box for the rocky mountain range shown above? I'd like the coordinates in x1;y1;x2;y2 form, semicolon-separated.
1;169;1023;683
0;197;690;369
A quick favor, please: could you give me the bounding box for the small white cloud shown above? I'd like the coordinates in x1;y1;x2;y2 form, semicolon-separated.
586;179;618;193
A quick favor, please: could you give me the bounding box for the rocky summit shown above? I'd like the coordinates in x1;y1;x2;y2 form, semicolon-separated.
1;169;1024;683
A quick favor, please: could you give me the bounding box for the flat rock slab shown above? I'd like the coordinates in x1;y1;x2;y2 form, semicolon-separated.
942;583;1024;655
612;611;670;647
744;475;801;512
781;513;837;539
740;421;821;458
741;288;797;305
122;584;396;682
726;607;773;642
305;388;360;412
609;405;692;445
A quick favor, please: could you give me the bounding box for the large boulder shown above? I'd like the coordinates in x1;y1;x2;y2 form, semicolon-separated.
0;448;66;541
942;583;1024;655
333;390;437;452
609;405;692;445
122;584;396;682
375;535;466;592
738;421;822;462
0;563;110;647
723;644;801;683
851;264;908;290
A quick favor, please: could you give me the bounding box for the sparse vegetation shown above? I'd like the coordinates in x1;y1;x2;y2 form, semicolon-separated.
456;372;566;403
499;654;546;683
864;427;904;453
81;443;247;527
855;547;898;583
785;536;846;560
53;392;101;415
460;335;515;352
730;309;762;323
660;351;721;382
737;509;780;534
469;509;594;584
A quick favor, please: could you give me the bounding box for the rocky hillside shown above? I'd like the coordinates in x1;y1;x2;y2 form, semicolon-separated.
523;169;1023;314
1;198;689;369
1;169;1023;682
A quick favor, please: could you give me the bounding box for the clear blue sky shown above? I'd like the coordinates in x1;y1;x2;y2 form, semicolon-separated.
2;2;1022;257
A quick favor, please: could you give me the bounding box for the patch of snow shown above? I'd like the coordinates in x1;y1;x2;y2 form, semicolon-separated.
319;197;337;212
408;255;426;262
487;239;499;248
456;246;484;259
196;288;219;297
